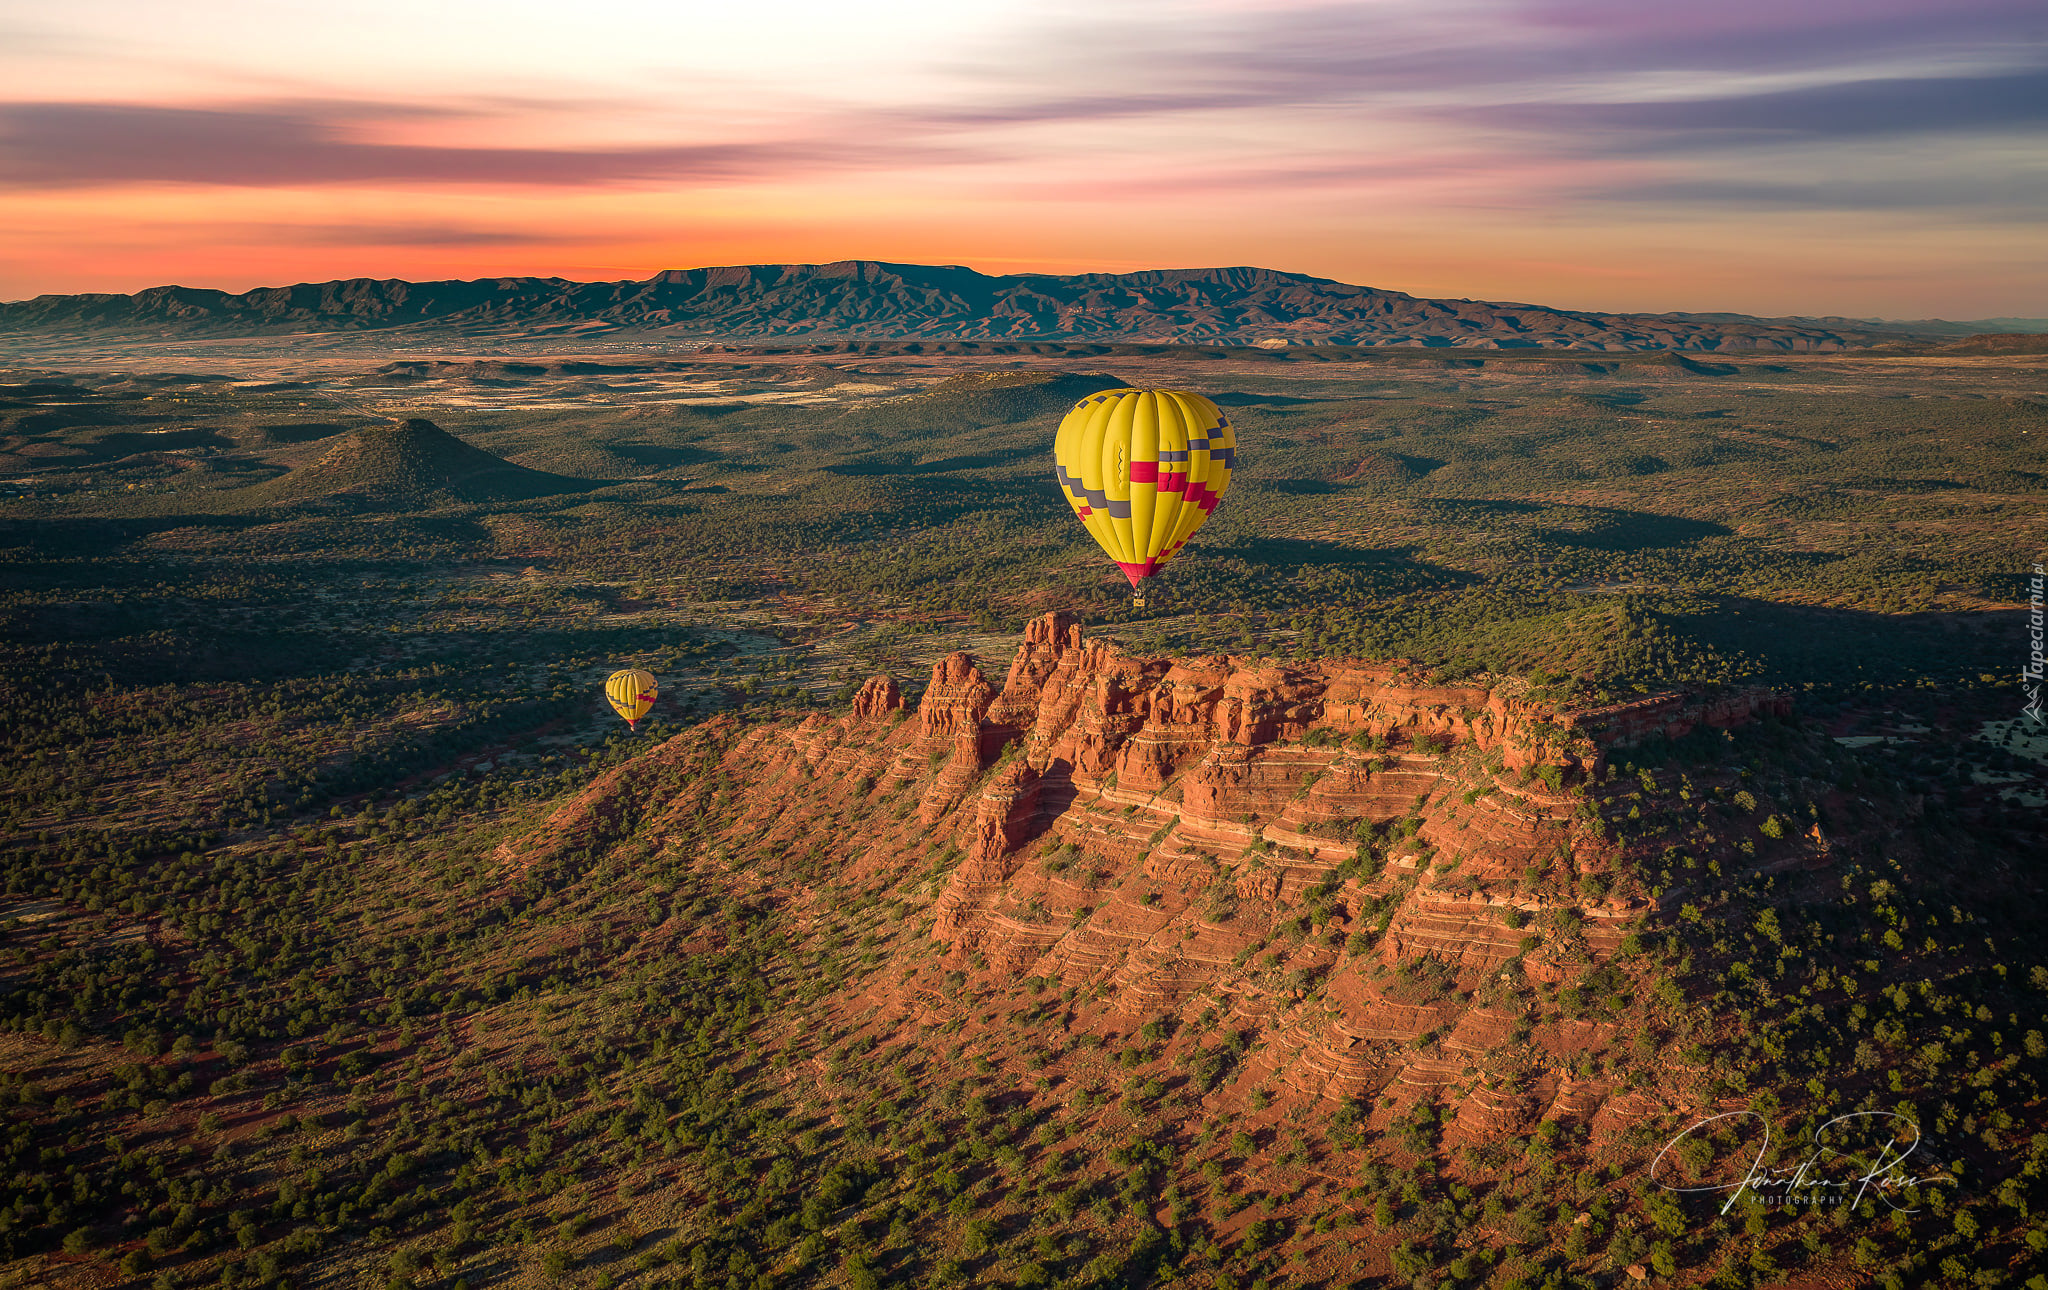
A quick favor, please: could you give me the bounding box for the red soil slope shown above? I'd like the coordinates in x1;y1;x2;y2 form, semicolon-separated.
503;613;1793;1154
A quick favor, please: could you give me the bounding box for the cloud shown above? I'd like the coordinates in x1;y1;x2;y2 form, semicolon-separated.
935;0;2047;114
284;223;575;247
1;0;2041;225
903;2;2048;217
1596;174;2048;214
1487;70;2048;148
0;100;930;190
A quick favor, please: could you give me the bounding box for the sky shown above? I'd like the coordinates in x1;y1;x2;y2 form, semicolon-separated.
1;0;2043;317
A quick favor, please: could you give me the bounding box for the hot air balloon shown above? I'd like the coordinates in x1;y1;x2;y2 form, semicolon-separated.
605;668;658;730
1053;388;1235;607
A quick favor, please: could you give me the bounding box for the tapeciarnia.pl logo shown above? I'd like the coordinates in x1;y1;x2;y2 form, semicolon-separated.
2025;562;2044;726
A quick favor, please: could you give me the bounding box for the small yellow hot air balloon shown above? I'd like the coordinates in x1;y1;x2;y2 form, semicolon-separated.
1053;387;1236;607
605;668;658;729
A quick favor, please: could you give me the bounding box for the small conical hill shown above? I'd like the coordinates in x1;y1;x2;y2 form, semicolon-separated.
250;418;589;509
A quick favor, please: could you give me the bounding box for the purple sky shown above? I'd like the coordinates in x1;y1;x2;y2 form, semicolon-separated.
1;0;2042;315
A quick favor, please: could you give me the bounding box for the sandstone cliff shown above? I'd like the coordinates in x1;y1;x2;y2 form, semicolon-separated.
507;613;1788;1151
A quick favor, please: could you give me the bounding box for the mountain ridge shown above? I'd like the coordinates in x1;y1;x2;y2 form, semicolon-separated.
0;260;1943;352
1662;310;2048;338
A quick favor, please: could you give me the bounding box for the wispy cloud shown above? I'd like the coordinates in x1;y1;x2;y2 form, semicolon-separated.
0;100;941;189
1481;70;2048;147
0;0;2041;312
923;0;2046;112
282;222;576;247
2;1;2041;208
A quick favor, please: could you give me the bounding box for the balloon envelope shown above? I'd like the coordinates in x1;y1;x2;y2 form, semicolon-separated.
1053;388;1235;589
605;668;658;725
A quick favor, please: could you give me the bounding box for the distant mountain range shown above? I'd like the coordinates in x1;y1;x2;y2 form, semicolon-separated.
1659;312;2048;339
2;261;2038;352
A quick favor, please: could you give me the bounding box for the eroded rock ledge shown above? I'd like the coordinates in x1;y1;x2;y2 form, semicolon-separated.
518;612;1789;1143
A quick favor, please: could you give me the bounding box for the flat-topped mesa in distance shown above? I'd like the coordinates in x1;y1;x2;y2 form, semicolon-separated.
0;261;1917;351
504;611;1797;1145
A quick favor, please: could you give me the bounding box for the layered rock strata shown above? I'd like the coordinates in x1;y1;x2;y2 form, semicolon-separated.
521;613;1788;1144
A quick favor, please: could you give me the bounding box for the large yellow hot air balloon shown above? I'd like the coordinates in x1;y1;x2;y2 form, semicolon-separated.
1053;388;1236;606
605;669;658;729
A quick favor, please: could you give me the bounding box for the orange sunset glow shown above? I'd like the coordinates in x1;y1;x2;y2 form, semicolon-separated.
2;0;2043;317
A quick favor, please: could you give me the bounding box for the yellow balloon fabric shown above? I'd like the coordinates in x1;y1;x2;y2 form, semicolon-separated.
1053;388;1236;589
605;668;658;726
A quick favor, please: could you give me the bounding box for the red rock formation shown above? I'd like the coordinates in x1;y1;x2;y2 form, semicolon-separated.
849;674;902;722
913;652;998;821
920;652;994;740
642;611;1790;1144
985;609;1082;734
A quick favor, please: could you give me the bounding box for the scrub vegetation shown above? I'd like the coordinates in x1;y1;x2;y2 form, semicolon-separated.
0;345;2041;1287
